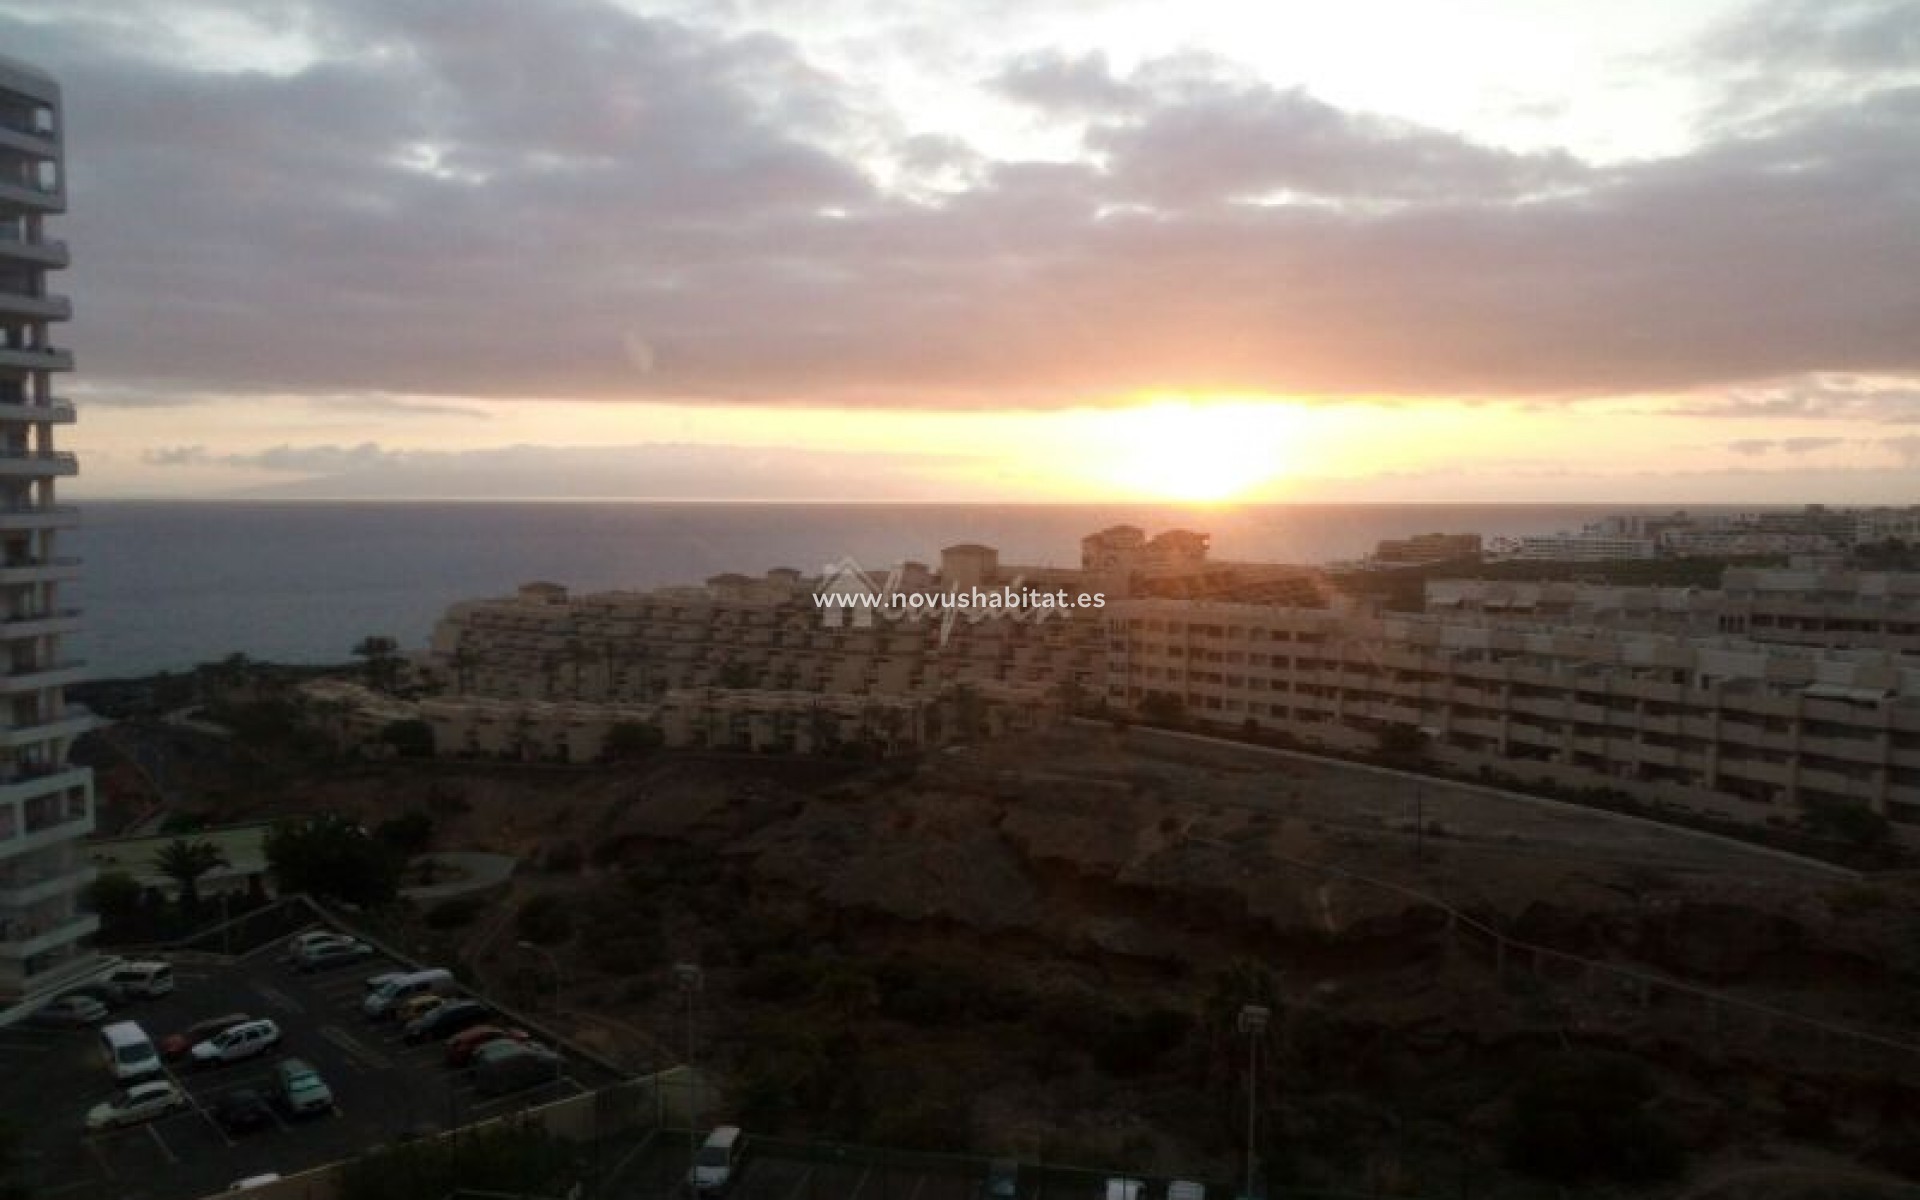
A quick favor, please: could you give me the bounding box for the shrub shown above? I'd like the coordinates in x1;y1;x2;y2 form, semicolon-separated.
536;839;585;874
424;895;485;929
514;893;573;946
1504;1049;1685;1184
374;811;435;857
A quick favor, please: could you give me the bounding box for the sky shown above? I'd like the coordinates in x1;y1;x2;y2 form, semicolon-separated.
5;0;1919;503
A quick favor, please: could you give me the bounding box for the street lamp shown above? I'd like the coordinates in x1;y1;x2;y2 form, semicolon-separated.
1237;1004;1270;1200
674;963;704;1196
517;940;562;1010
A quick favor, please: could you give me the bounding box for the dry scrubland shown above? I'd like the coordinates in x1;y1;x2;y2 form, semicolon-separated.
198;725;1920;1198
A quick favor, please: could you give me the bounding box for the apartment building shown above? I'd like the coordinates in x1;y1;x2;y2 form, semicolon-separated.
418;542;1105;757
1372;532;1483;566
1107;598;1920;833
0;57;96;1011
1719;569;1920;655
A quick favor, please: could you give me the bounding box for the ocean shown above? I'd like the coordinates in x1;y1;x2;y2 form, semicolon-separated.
66;501;1695;677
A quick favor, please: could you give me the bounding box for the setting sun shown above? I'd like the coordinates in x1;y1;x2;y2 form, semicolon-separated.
1087;400;1307;502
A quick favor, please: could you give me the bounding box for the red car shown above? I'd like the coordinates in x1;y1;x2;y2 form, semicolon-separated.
161;1013;252;1060
444;1024;532;1067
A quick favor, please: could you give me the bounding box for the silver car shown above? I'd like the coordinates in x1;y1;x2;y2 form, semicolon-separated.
87;1080;187;1131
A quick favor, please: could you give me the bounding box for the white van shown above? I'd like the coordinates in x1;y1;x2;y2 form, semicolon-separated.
690;1126;743;1193
105;961;175;1000
361;968;455;1019
100;1020;161;1081
229;1174;282;1192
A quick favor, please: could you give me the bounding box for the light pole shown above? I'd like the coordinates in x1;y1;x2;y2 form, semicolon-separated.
674;963;704;1197
517;940;562;1011
1237;1004;1269;1200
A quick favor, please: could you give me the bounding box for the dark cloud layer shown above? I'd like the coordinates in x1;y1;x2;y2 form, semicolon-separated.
9;0;1920;408
141;440;980;499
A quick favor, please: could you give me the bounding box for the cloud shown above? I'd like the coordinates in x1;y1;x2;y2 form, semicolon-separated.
6;0;1920;410
312;396;491;419
1725;438;1776;456
995;50;1143;115
142;441;402;472
1661;375;1920;422
1780;435;1846;453
1883;434;1920;466
1701;0;1920;75
1077;63;1586;205
136;439;986;499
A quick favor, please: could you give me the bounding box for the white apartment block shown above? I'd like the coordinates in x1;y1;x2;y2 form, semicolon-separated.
419;527;1920;838
1107;598;1920;834
1488;531;1659;562
0;57;97;1012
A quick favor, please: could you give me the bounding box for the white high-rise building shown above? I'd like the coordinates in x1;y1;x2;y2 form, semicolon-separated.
0;56;98;1013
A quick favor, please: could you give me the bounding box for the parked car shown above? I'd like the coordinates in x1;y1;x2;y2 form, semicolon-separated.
230;1175;282;1192
60;983;123;1012
688;1125;743;1194
444;1025;532;1068
190;1018;281;1067
287;930;354;958
99;1021;162;1081
103;961;175;1000
161;1013;253;1060
275;1057;334;1117
363;968;455;1019
472;1042;564;1098
86;1080;187;1132
1166;1182;1205;1200
984;1160;1019;1200
32;994;108;1028
364;970;407;994
213;1088;275;1135
393;993;447;1025
404;999;489;1044
294;938;373;974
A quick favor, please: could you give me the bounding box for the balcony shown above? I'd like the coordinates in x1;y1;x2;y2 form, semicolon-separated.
0;706;94;749
0;345;70;371
0;912;99;961
0;398;73;425
0;607;79;639
0;659;86;694
0;123;56;159
0;449;75;478
0;292;67;322
0;760;88;798
0;555;78;585
0;802;92;858
0;177;61;214
0;862;94;908
0;504;78;532
0;232;65;268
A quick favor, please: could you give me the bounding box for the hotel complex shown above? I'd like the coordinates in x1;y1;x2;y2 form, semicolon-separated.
389;524;1920;842
0;58;95;1010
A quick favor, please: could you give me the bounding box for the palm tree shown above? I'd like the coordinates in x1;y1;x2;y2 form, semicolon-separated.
447;646;479;696
152;838;228;910
352;635;401;692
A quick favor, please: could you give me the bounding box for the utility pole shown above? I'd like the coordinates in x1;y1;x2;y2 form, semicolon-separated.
1237;1004;1270;1200
675;963;704;1197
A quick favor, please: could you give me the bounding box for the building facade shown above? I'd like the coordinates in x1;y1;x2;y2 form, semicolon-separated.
0;57;96;1011
1106;598;1920;833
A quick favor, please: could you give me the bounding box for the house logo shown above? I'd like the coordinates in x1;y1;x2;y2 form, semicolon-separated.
816;556;887;628
813;554;1086;648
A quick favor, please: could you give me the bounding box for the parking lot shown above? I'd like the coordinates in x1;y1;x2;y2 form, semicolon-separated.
0;931;622;1200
